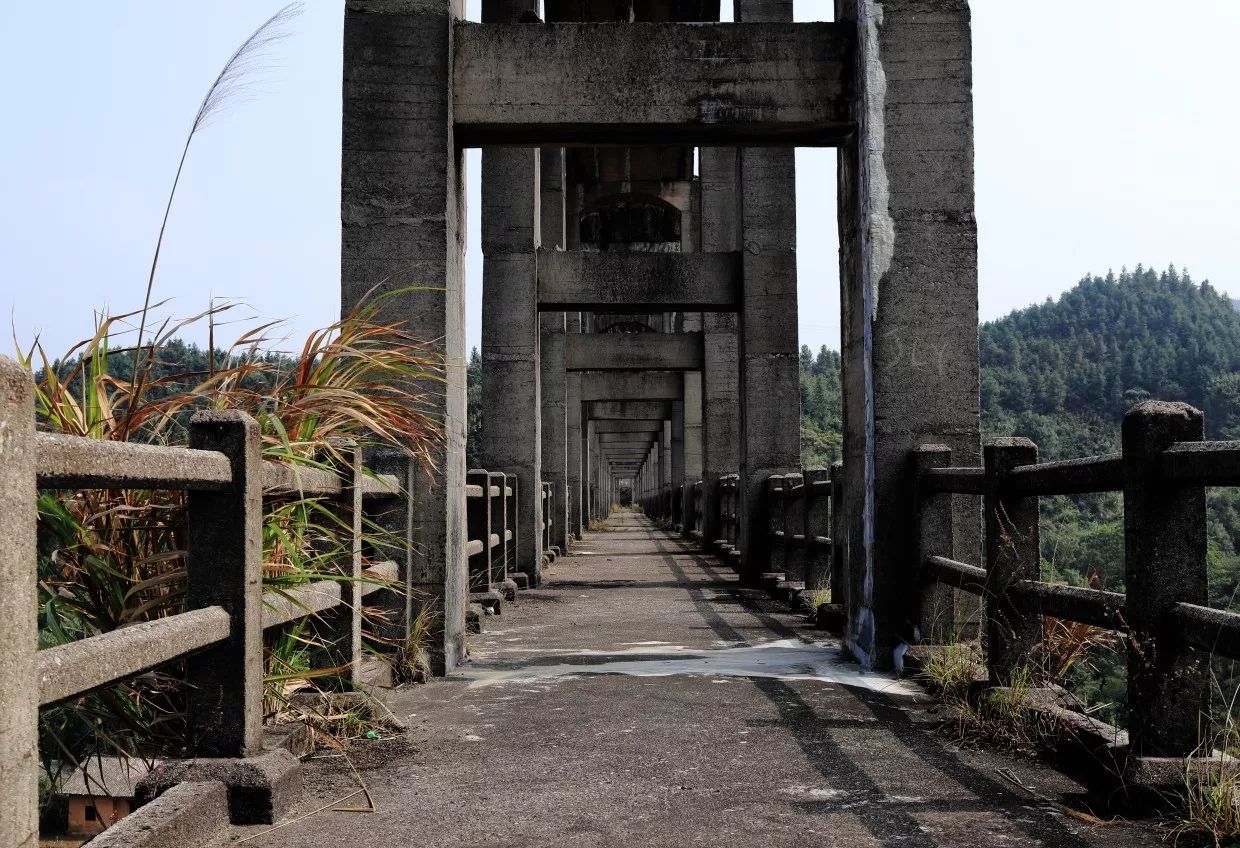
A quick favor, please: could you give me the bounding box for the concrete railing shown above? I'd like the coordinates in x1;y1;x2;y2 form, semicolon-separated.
1;355;526;842
465;469;517;594
761;467;837;592
915;401;1240;760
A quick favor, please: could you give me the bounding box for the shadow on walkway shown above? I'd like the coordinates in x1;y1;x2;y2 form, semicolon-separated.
229;512;1159;848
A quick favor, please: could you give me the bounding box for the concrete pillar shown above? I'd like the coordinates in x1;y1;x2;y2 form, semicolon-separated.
671;399;685;524
540;312;569;551
835;0;981;669
342;0;467;673
0;358;37;848
539;148;570;551
734;0;801;581
566;362;584;539
662;419;673;516
681;315;705;537
700;148;741;546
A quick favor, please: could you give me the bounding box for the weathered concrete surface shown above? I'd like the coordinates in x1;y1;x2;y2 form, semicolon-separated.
581;371;683;402
589;400;672;421
567;332;704;372
90;781;229;848
836;0;982;669
229;515;1160;848
342;0;468;674
481;144;544;583
0;356;37;848
538;250;740;310
453;22;852;146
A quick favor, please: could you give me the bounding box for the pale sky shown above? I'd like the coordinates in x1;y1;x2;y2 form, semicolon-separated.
4;1;1238;360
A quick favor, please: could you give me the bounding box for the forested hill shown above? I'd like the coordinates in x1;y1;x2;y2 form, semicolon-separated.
980;266;1240;456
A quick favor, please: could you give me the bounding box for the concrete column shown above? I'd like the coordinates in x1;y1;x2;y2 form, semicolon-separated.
342;0;467;673
566;359;584;539
700;148;741;546
540;311;569;551
481;145;543;583
671;399;685;524
540;148;569;550
682;373;704;533
662;419;673;516
835;0;981;669
735;0;801;581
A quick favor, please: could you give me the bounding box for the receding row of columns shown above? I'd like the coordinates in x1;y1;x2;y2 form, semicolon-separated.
342;0;980;673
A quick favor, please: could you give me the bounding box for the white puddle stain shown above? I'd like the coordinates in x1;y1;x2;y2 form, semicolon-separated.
461;638;919;696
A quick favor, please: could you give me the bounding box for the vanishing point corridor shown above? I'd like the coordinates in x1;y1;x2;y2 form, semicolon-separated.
230;514;1158;848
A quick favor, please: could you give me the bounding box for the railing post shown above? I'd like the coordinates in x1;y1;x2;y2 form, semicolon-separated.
506;474;520;580
366;448;416;664
829;461;846;611
186;411;263;758
1123;401;1208;757
805;468;830;591
0;356;37;848
983;437;1041;687
341;442;364;684
488;471;507;588
783;472;805;583
766;475;786;576
913;445;955;644
466;469;491;592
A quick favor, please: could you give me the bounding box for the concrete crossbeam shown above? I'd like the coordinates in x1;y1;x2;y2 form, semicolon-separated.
538;251;740;311
566;333;703;372
594;422;663;434
588;401;673;421
581;372;683;402
453;22;852;146
599;433;660;444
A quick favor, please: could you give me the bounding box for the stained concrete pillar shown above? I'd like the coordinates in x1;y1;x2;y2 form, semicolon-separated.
733;0;801;581
671;399;686;525
699;148;741;546
342;0;467;673
481;145;543;585
540;149;569;551
835;0;981;668
682;371;704;534
566;331;584;539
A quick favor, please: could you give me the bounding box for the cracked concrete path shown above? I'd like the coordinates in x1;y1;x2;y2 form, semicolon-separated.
228;513;1161;848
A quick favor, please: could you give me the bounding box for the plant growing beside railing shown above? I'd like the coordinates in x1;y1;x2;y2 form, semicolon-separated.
17;294;443;792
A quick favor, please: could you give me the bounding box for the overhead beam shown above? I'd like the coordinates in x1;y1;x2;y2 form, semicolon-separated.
567;333;703;372
599;434;660;444
453;22;852;146
538;251;740;311
581;372;683;402
589;401;672;421
593;422;663;434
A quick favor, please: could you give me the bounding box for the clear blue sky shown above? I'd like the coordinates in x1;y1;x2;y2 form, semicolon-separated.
4;1;1239;360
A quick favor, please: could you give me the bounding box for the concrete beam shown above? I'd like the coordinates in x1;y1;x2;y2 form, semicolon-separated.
594;422;663;434
566;333;703;372
588;401;672;421
580;372;683;402
599;433;660;444
453;22;852;146
538;251;740;311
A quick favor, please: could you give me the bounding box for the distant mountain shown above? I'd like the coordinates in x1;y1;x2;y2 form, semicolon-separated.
981;265;1240;454
1232;297;1240;312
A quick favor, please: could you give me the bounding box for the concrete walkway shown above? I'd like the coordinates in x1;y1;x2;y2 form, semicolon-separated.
229;513;1160;848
